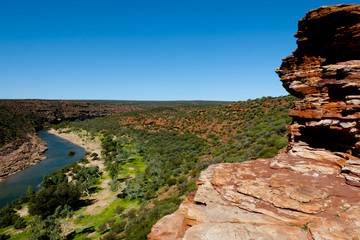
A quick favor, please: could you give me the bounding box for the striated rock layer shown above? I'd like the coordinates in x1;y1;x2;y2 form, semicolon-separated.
276;4;360;159
0;134;47;178
149;4;360;240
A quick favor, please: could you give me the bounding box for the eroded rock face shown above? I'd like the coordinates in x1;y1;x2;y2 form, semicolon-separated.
148;4;360;240
276;4;360;158
0;134;47;178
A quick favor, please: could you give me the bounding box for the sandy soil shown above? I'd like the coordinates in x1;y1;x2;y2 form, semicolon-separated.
47;129;102;156
17;206;29;217
83;178;115;215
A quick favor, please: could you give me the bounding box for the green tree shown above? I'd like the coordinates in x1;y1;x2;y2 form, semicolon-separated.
67;150;75;157
14;217;26;229
27;185;35;197
73;166;101;196
54;205;74;238
29;182;81;219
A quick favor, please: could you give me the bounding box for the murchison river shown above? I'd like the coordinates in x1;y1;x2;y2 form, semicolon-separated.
0;129;86;208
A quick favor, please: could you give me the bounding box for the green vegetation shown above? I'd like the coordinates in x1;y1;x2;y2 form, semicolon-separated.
71;95;294;162
78;100;230;107
65;95;294;239
0;106;44;147
67;150;75;157
0;96;296;239
28;205;74;240
0;206;21;228
28;182;81;219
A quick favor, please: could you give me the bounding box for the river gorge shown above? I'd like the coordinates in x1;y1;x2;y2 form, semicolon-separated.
0;130;86;208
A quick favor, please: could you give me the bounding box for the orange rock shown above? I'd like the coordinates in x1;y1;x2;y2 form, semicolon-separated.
276;4;360;159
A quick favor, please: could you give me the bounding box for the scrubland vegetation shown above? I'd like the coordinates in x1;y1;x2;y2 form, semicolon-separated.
0;107;44;147
0;96;295;239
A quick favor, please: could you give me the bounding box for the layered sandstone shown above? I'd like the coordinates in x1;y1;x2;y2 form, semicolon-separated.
0;134;47;178
276;4;360;158
149;4;360;240
149;154;360;240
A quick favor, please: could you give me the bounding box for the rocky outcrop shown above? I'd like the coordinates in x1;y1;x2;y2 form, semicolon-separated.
149;4;360;240
276;4;360;158
149;154;360;240
0;134;47;178
276;3;360;187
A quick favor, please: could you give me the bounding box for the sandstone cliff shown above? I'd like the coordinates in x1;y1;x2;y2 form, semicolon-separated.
148;4;360;240
0;134;47;178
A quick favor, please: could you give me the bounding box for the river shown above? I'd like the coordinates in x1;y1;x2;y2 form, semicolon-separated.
0;129;86;208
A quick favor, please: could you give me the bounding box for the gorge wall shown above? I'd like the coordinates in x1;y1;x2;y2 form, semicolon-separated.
0;134;47;178
148;4;360;240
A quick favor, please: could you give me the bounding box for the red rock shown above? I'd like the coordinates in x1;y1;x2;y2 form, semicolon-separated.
154;155;360;240
0;134;47;178
276;4;360;159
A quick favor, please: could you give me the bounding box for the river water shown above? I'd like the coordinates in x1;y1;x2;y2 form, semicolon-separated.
0;130;86;208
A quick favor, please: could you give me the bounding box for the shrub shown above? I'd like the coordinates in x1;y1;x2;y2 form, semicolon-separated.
29;182;81;219
91;152;99;160
110;221;126;234
114;206;125;215
14;217;27;229
67;150;75;157
124;196;182;240
0;234;10;240
97;222;107;233
258;147;278;158
0;206;19;228
177;176;186;184
166;178;177;186
79;158;89;164
109;180;120;192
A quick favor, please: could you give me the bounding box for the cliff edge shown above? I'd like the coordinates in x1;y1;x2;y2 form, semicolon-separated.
148;4;360;240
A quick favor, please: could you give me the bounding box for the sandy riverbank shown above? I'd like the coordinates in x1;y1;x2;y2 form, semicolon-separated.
47;129;105;170
47;129;102;156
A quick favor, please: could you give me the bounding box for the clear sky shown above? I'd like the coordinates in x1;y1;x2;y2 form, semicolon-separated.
0;0;355;101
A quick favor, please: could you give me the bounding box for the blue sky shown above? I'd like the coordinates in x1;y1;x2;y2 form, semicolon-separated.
0;0;355;101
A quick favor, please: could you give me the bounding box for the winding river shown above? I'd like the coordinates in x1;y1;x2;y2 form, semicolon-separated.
0;130;86;208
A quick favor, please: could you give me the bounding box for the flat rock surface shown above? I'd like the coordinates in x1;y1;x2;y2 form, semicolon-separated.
150;154;360;240
180;223;308;240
